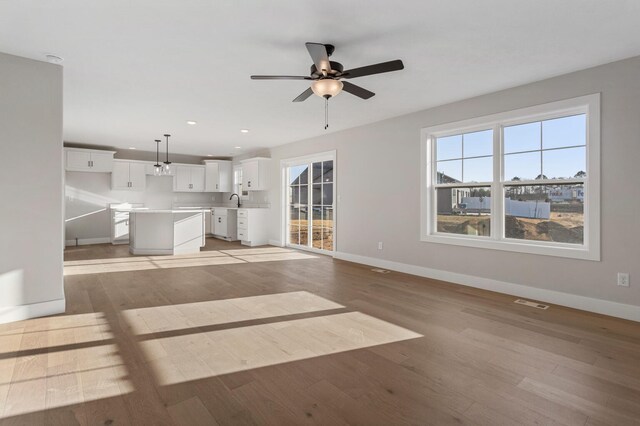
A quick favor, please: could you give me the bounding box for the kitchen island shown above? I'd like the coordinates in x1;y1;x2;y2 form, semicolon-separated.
128;209;206;255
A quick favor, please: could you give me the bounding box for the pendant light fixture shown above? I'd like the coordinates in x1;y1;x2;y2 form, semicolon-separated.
153;139;162;176
163;134;172;175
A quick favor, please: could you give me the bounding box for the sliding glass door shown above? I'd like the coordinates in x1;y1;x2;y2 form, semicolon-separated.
286;155;334;253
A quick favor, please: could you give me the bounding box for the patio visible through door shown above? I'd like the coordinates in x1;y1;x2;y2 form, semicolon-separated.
285;153;334;253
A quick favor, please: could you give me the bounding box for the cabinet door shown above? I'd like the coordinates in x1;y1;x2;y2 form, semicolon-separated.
66;151;91;171
218;162;232;192
191;167;205;192
205;162;219;192
129;163;147;190
174;166;191;191
214;215;227;237
243;161;259;190
90;151;114;172
111;162;131;190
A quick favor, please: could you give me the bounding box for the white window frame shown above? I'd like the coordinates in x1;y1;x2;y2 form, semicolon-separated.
420;94;600;261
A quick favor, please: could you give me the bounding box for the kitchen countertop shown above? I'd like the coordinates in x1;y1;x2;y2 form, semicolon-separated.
126;209;208;214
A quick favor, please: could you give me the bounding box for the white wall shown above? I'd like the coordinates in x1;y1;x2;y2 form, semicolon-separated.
257;55;640;318
65;172;219;242
0;52;64;323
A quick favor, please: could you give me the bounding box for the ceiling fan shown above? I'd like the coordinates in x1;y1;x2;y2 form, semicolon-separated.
251;42;404;128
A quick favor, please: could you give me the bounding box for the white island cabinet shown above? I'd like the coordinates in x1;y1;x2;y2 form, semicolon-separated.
129;210;206;255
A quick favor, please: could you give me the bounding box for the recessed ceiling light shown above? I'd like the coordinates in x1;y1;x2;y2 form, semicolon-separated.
235;146;242;149
187;120;197;125
45;54;63;64
207;154;213;157
240;129;249;133
128;147;136;150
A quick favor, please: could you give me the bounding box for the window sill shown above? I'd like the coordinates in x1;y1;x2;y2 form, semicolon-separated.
420;233;599;261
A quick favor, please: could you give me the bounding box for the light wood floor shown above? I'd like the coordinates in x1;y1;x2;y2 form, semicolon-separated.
2;238;640;425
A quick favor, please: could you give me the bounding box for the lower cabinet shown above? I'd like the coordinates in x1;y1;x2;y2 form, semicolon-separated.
237;208;269;246
211;208;237;241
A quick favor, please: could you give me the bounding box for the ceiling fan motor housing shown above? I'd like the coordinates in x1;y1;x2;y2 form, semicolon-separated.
310;61;344;79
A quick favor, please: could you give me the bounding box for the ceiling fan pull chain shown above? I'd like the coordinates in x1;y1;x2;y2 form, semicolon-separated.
325;97;329;130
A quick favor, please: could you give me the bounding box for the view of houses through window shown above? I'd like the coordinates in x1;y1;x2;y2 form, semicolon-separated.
287;158;334;252
433;113;587;245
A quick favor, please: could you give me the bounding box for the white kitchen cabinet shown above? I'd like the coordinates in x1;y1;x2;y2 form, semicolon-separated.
65;148;115;172
240;157;270;191
174;165;205;192
111;160;146;190
236;208;269;246
204;160;232;192
212;208;237;241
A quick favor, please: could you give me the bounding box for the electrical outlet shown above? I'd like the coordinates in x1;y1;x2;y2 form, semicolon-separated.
617;272;630;287
377;242;383;250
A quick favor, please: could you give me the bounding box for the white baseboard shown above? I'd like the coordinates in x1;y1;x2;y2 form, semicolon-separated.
0;298;66;324
268;239;283;247
334;251;640;323
65;237;110;247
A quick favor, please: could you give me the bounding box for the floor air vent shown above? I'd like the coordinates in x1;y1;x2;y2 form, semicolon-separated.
371;268;391;274
515;299;549;310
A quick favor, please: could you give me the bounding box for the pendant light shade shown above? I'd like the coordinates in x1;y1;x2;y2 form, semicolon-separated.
163;134;172;175
311;79;343;98
153;139;162;176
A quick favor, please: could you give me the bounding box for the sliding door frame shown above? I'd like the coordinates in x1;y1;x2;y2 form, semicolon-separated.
280;150;337;256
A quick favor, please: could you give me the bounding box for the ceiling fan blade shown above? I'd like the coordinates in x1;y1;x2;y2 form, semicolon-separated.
305;42;332;75
292;87;314;102
251;75;312;80
341;81;375;99
341;60;404;79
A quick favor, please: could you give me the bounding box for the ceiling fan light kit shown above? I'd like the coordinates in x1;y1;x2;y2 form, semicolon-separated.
251;42;404;129
311;79;343;98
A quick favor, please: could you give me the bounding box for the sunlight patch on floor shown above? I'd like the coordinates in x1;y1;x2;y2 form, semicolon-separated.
63;247;317;276
121;291;344;335
0;313;133;419
129;300;421;386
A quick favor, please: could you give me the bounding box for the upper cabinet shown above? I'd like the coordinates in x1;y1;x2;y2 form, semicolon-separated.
174;165;205;192
240;157;270;191
204;160;232;192
65;148;115;172
111;160;147;190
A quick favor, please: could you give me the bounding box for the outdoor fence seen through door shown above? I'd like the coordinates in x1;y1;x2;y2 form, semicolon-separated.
287;158;334;253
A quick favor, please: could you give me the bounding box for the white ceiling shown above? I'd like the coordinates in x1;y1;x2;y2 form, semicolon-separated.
2;1;640;156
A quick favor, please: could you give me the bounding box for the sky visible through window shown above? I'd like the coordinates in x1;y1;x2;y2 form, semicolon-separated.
437;114;586;183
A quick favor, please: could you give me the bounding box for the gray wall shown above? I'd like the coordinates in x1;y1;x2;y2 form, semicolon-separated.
259;55;640;308
0;52;64;311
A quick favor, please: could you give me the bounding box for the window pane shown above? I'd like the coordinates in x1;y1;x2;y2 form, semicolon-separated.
437;160;462;183
463;156;492;183
299;206;308;245
436;134;462;160
505;184;584;244
543;147;586;180
322;161;333;182
322;183;333;205
463;129;493;158
299;185;308;205
543;114;586;149
312;162;323;183
504;122;540;154
290;186;300;204
289;165;307;184
289;206;300;245
312;184;322;205
311;206;322;249
323;206;334;251
299;166;308;185
436;187;491;237
504;151;541;181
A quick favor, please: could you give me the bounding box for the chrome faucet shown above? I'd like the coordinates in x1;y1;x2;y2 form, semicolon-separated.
229;193;241;208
